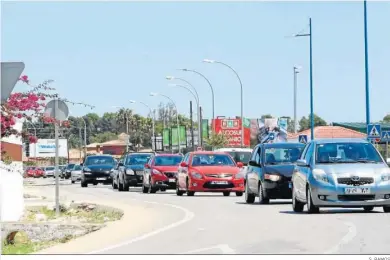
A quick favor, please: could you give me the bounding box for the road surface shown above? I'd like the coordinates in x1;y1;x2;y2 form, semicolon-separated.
28;179;390;254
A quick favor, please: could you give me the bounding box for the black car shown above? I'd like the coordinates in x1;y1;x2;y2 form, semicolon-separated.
244;142;305;204
80;155;116;187
63;163;75;179
117;152;153;191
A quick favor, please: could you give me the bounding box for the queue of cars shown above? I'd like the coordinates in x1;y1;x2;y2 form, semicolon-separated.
64;138;390;214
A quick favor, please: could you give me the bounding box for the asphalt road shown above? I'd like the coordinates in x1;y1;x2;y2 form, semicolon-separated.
28;178;390;254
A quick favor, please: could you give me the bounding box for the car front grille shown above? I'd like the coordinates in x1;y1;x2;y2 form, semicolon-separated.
134;170;144;176
164;172;176;178
205;174;233;178
338;195;375;201
203;182;234;189
337;177;374;186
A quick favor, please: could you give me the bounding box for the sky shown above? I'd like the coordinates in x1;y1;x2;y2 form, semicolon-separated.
2;1;389;124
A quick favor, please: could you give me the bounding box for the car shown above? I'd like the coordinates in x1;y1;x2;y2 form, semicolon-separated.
244;142;304;204
214;148;253;166
25;167;36;178
63;163;75;179
176;151;245;196
34;167;45;178
80;155;116;187
142;153;183;193
117;152;153;191
71;164;83;183
43;166;55;178
291;138;390;214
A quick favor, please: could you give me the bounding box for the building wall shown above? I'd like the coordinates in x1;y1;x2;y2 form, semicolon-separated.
102;145;126;156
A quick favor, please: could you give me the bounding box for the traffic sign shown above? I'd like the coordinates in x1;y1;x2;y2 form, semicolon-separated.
299;135;308;144
367;124;381;139
269;132;275;141
381;131;390;142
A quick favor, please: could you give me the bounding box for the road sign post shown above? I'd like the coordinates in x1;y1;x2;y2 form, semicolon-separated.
299;134;308;144
367;124;381;140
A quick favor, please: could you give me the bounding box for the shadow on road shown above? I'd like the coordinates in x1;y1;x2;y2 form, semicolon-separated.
280;209;383;215
235;201;291;206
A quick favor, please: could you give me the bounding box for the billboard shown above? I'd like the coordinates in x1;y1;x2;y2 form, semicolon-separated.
202;119;209;140
29;139;68;158
250;118;288;143
212;118;250;147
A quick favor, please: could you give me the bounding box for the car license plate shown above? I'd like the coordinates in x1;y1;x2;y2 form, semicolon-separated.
211;181;228;185
169;178;176;183
96;178;106;180
137;171;144;175
288;182;292;189
345;187;371;194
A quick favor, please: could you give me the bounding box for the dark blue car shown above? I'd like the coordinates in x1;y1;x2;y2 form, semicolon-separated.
116;152;154;191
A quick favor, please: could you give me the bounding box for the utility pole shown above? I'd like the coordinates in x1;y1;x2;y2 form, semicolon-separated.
78;127;82;161
190;101;195;150
199;106;203;147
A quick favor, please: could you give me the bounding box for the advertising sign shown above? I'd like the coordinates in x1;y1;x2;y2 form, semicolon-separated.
171;126;187;146
202;119;209;140
29;139;68;158
250;118;288;144
212;118;250;147
163;129;170;147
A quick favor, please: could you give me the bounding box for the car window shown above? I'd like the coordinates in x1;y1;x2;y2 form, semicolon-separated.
254;147;261;164
85;156;115;165
300;143;310;160
154;156;183;166
73;165;82;170
66;164;75;169
264;146;304;165
304;143;314;165
46;167;55;170
191;154;235;167
227;151;252;164
125;154;152;165
184;153;191;164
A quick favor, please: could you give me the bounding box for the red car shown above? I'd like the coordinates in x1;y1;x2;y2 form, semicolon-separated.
176;151;245;196
142;154;183;193
34;167;45;178
25;167;36;178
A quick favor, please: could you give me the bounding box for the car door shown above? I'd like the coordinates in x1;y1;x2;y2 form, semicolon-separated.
247;145;261;192
295;142;314;201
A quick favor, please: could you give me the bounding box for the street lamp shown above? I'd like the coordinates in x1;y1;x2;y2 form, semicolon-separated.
129;100;156;151
363;0;370;128
292;18;314;140
150;92;181;153
112;105;130;152
168;83;201;146
293;66;302;133
176;69;215;130
203;59;245;147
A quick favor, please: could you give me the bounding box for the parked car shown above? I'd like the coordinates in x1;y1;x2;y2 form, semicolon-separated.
176;151;245;196
25;167;36;178
142;153;183;193
117;152;154;191
244;142;304;204
63;163;75;179
43;166;55;178
80;155;116;187
34;167;45;178
292;138;390;213
71;164;83;183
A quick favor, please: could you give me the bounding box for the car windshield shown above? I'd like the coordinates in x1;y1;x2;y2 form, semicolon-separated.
73;165;82;170
85;156;115;165
154;156;183;166
46;167;55;170
191;154;235;167
126;154;152;165
66;164;75;169
264;146;304;165
316;142;383;164
227;151;252;165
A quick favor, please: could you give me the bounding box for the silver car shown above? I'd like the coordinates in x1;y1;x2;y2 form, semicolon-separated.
43;166;55;177
71;164;83;183
292;138;390;213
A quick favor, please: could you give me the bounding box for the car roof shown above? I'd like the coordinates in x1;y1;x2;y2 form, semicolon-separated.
214;148;252;152
191;151;231;155
312;138;369;145
263;142;305;148
155;153;182;157
126;153;154;156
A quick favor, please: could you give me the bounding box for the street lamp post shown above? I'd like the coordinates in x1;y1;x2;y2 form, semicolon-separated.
112;106;130;152
363;0;370;128
168;83;200;148
166;76;202;145
203;59;245;147
150;92;181;153
80;117;87;157
176;69;216;132
293;18;314;140
129;100;156;151
293;66;301;133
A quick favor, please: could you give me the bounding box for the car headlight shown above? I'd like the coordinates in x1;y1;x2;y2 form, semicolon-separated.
312;169;329;183
125;169;135;175
191;172;203;179
382;175;390;181
234;173;245;180
264;174;280;182
152;169;162;175
83;167;91;172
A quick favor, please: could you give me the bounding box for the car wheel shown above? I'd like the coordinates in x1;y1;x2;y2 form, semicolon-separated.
142;182;148;193
81;181;88;188
292;186;304;213
363;206;374;212
123;181;130;191
160;188;166;192
306;186;320;214
187;191;195;196
236;192;243;197
258;182;269;204
93;182;98;186
245;181;255;203
223;191;230;196
383;206;390;213
71;180;75;184
148;179;157;193
176;181;184;196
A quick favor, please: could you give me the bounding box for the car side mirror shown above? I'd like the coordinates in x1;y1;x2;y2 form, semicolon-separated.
237;162;244;168
296;159;309;167
118;162;124;167
180;162;188;167
144;164;150;169
248;160;260;167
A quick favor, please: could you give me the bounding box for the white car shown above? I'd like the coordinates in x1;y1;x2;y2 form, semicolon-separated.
71;164;83;184
214;148;253;167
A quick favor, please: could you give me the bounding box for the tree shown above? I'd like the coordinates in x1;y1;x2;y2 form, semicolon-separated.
205;132;228;149
299;114;327;131
383;114;390;123
261;114;273;119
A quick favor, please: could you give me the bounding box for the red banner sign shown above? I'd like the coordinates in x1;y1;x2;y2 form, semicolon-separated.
212;119;250;147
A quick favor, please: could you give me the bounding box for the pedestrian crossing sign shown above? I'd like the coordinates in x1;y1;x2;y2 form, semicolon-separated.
299;135;308;144
367;124;381;139
381;131;390;142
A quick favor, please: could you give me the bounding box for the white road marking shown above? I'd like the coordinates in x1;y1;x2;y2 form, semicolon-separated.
324;221;357;254
184;244;236;254
88;200;195;254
